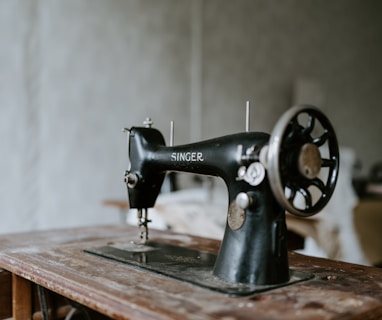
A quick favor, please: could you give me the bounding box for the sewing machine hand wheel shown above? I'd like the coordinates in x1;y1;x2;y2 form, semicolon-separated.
267;105;339;217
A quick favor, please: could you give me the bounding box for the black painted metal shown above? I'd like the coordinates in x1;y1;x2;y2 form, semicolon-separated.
279;108;339;215
126;127;290;285
213;186;290;285
85;243;313;296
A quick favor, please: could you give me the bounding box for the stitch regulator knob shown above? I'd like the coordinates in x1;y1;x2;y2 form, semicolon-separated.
235;192;253;209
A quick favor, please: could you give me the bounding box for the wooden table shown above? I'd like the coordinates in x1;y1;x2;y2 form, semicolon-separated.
0;225;381;320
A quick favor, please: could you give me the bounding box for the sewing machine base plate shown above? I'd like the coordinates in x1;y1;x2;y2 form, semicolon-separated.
85;241;313;296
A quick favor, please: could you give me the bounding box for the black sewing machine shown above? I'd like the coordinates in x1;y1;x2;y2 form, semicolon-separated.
87;104;339;296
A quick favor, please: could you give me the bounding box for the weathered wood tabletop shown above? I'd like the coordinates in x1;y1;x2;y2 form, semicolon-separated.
0;225;381;319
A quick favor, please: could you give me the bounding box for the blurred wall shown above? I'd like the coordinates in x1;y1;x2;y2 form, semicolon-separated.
1;0;381;233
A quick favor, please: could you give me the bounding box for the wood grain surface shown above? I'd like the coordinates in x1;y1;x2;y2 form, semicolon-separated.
0;225;381;320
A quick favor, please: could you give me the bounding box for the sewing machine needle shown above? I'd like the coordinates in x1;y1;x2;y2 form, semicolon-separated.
137;208;150;243
143;208;149;242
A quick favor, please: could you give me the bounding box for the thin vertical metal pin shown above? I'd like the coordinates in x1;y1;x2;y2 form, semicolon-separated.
245;101;250;132
170;121;174;146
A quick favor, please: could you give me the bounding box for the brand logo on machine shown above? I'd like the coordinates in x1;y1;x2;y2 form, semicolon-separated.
171;152;204;162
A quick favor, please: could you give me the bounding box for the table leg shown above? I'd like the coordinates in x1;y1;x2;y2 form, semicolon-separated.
0;269;12;319
12;274;32;320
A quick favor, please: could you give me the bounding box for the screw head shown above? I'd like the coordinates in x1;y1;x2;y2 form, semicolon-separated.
124;172;138;188
143;117;153;128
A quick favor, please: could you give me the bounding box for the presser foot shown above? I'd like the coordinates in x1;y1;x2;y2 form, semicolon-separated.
85;241;314;297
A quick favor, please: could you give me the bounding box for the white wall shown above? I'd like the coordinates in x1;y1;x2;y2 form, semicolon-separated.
1;0;381;233
1;0;192;232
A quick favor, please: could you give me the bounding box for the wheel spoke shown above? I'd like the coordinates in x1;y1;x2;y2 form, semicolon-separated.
287;187;297;203
310;177;326;193
299;187;312;209
290;116;300;131
284;117;301;145
321;158;336;168
313;130;329;147
283;125;294;145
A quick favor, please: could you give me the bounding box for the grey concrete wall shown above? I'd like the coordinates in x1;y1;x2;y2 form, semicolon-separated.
1;0;381;233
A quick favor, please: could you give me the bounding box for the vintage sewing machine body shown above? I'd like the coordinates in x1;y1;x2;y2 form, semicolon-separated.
88;104;339;296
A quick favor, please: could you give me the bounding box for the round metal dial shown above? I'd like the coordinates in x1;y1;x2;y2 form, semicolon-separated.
228;201;246;230
267;105;339;217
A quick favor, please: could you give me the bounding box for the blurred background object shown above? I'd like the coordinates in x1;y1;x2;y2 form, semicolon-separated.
1;0;381;266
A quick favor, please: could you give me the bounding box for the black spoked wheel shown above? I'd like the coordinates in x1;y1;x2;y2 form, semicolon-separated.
267;105;339;217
